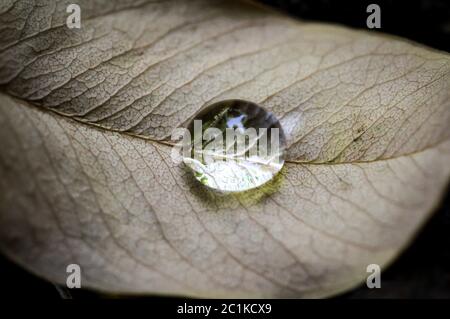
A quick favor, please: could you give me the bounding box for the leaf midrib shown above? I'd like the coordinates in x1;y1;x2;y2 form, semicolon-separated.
5;94;449;166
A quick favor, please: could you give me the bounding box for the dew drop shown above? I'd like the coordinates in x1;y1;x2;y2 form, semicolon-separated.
183;100;286;192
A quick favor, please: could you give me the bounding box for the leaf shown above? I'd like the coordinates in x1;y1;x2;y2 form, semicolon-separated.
0;0;449;298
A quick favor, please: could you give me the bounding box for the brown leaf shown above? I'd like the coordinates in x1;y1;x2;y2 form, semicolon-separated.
0;0;449;297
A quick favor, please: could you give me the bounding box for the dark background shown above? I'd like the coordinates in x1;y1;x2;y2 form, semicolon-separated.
0;0;449;299
260;0;450;52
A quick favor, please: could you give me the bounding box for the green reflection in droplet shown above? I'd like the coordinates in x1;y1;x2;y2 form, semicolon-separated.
183;100;286;193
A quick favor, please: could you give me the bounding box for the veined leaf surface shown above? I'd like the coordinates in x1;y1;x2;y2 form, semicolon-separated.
0;0;449;297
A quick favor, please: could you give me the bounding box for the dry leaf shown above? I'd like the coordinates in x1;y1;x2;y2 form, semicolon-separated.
0;0;449;298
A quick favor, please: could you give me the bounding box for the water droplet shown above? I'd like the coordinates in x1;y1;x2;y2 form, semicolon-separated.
182;100;286;192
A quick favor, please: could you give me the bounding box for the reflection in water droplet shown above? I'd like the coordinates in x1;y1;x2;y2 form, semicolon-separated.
183;100;286;192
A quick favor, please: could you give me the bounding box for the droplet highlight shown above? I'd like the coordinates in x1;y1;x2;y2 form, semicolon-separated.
182;100;286;192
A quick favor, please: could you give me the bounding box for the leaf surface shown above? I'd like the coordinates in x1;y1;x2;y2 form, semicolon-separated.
0;0;449;297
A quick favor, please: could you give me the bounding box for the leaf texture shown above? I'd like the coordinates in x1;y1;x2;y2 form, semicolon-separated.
0;0;449;297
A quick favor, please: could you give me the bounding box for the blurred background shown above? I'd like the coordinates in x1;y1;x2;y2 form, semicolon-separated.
1;0;449;299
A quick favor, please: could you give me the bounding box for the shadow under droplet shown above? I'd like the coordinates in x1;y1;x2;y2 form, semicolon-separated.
183;164;286;209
